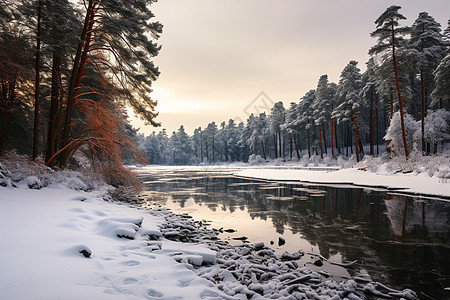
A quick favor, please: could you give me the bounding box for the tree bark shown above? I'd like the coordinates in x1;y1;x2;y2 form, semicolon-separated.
261;141;266;160
0;110;10;156
318;123;323;159
289;133;292;159
376;105;379;155
307;128;311;158
370;88;374;156
322;122;327;155
59;0;95;167
352;109;360;162
274;134;277;158
420;68;425;155
335;119;340;155
278;131;282;159
294;134;300;159
389;88;394;120
46;53;62;166
33;0;42;160
331;118;334;157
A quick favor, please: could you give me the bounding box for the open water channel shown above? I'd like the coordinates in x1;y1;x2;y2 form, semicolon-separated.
137;167;450;299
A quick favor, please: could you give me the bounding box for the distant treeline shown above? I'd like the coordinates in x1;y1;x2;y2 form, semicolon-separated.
136;6;450;165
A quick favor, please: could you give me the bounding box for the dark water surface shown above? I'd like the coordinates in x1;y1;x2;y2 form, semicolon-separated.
137;167;450;299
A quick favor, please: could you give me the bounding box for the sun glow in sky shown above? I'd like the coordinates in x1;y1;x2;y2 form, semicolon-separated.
132;0;450;135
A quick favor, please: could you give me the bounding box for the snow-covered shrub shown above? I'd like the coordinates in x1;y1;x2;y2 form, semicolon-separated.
308;154;321;166
337;155;357;168
0;150;53;182
0;163;14;187
384;111;420;157
322;154;337;166
359;155;388;172
423;109;450;152
248;154;266;165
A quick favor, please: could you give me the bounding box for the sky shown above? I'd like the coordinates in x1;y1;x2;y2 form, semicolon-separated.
131;0;450;135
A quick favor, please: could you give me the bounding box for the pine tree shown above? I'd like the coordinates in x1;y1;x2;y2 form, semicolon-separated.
313;75;332;158
59;0;162;167
285;102;300;159
410;12;447;153
335;61;364;162
370;5;411;158
431;53;450;108
298;90;316;158
0;31;33;156
269;102;285;159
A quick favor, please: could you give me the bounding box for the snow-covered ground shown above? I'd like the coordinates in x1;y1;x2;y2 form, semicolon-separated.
233;165;450;199
0;179;227;300
1;161;427;299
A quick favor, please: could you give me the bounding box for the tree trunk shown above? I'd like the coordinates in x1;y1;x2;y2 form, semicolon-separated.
289;133;292;159
200;131;203;162
370;88;374;156
46;53;61;166
0;111;10;156
59;0;95;167
335;119;340;154
392;22;409;158
212;133;215;163
294;134;300;159
331;118;334;157
420;68;425;155
274;134;277;158
318;123;323;159
33;0;42;160
278;131;282;159
307;128;311;158
352;109;360;162
389;88;394;120
261;141;266;160
322;122;327;155
376;105;379;155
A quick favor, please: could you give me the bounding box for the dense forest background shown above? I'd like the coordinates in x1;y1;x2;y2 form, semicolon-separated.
135;6;450;166
1;3;449;174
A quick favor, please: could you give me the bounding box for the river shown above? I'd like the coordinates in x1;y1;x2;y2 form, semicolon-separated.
137;167;450;299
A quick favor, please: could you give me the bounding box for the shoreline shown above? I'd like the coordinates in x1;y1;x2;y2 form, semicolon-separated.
0;180;420;299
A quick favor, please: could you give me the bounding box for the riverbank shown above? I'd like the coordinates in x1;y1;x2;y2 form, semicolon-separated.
233;166;450;200
1;164;422;299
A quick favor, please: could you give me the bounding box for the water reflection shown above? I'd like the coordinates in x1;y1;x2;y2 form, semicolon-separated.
137;168;450;299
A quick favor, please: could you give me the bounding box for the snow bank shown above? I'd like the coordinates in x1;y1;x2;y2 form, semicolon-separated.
0;184;227;300
234;166;450;199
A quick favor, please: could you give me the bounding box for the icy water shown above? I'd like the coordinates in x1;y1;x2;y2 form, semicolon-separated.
137;167;450;299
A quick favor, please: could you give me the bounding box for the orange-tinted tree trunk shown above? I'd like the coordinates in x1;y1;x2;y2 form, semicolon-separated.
352;109;360;162
392;22;408;158
60;0;95;167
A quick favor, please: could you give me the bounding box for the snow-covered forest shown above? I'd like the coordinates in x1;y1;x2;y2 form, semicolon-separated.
0;3;449;174
0;0;161;184
136;6;450;166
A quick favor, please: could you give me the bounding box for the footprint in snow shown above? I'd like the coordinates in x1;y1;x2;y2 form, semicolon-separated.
120;260;140;266
146;288;163;298
177;278;193;287
123;277;138;285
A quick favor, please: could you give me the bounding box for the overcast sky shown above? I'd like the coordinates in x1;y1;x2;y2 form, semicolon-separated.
131;0;450;135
